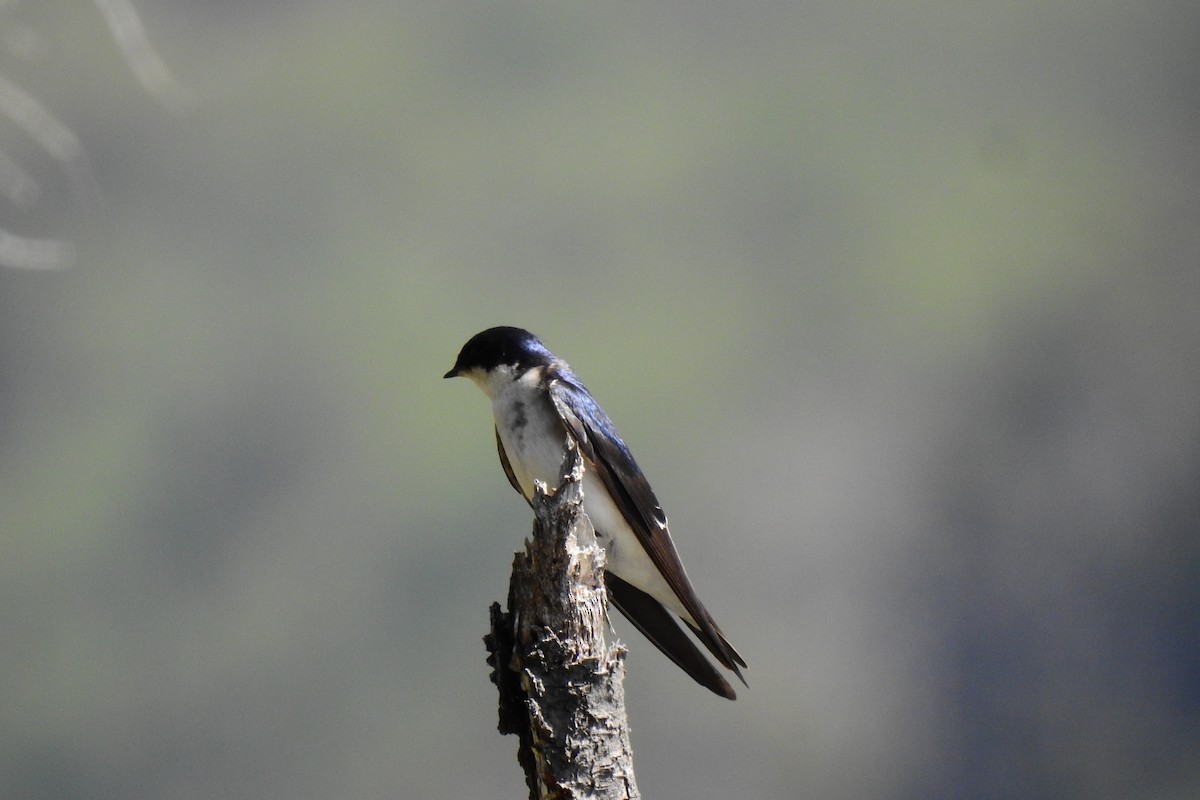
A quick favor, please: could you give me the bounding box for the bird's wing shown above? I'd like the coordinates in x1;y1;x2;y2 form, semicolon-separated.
495;426;528;502
547;368;746;676
606;573;737;699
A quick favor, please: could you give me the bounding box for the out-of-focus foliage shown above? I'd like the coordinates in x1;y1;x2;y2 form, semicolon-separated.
1;2;1197;799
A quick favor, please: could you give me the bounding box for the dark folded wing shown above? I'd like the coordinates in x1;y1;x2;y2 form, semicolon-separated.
495;426;528;501
607;573;736;699
547;368;746;676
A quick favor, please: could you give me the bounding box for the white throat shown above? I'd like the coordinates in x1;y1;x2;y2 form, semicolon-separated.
465;364;523;400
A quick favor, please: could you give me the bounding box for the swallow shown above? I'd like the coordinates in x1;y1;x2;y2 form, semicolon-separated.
445;326;746;698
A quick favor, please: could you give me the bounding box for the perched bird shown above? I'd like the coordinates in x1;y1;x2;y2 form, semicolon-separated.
445;326;746;699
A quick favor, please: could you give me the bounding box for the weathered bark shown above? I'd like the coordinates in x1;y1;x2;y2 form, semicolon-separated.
484;443;640;800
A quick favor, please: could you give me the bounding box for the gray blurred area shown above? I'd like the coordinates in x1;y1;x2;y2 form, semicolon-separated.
1;2;1197;798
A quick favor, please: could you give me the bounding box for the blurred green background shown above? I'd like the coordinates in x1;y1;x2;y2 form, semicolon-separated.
2;2;1198;798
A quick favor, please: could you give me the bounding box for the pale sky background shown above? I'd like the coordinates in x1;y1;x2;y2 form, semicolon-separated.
1;2;1198;799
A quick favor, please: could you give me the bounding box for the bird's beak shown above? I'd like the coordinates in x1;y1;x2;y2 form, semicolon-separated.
443;368;459;379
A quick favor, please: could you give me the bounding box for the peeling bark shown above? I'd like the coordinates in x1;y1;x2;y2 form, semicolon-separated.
485;443;640;800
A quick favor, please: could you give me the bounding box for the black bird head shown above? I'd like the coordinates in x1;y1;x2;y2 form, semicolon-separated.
444;326;555;380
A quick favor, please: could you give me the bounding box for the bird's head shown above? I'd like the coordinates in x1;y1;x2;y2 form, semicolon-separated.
444;326;555;398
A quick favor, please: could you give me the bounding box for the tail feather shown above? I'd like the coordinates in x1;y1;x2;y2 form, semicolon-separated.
606;573;741;700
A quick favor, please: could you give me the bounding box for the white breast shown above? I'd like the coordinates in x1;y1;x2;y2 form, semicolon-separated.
491;370;569;497
490;371;692;623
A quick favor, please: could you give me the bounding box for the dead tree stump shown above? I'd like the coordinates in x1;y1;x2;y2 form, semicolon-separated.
484;442;640;800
